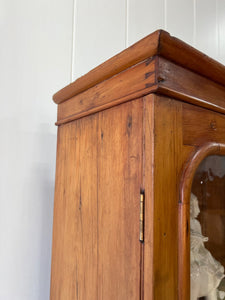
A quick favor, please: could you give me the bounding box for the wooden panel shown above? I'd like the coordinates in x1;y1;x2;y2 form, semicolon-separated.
143;94;155;300
57;58;156;124
51;99;143;300
53;30;225;105
158;30;225;89
183;103;225;146
127;0;164;46
153;96;181;299
56;55;225;125
97;99;143;299
157;57;225;115
53;30;160;104
152;96;192;299
50;116;98;300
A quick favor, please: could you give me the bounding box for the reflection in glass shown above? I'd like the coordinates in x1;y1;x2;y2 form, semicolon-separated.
191;155;225;300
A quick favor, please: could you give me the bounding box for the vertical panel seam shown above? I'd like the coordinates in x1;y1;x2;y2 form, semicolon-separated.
125;0;129;48
216;0;220;59
97;113;99;300
140;97;146;300
71;0;78;82
193;0;196;47
164;0;167;30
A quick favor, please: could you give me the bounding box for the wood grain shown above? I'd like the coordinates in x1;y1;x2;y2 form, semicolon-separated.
53;29;225;104
157;57;225;115
51;99;143;300
50;116;98;300
183;103;225;146
51;30;225;300
152;96;181;299
150;96;192;299
97;99;143;299
158;30;225;87
56;54;225;126
57;57;156;125
53;30;160;104
143;94;155;300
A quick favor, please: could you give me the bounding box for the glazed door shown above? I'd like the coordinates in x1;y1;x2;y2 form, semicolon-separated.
179;143;225;300
191;154;225;299
50;99;143;300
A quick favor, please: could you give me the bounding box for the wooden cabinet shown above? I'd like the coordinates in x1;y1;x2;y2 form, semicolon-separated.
50;30;225;300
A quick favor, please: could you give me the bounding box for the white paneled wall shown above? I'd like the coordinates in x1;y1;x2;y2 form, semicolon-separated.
218;0;225;63
0;0;73;299
127;0;165;45
166;0;194;44
72;0;225;80
72;0;127;79
1;1;225;300
195;0;218;59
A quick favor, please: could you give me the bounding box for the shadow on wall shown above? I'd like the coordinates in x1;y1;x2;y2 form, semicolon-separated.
18;124;57;299
30;125;56;299
0;118;57;299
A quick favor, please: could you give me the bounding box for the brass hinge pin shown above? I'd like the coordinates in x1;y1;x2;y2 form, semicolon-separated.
139;193;144;243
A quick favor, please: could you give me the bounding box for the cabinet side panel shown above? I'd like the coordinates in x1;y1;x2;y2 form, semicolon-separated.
152;96;191;299
50;98;143;300
97;99;143;299
50;116;98;300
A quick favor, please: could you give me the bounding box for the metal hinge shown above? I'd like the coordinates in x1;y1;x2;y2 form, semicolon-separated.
139;192;145;243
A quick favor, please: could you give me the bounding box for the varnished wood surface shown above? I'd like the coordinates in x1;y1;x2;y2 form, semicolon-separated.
51;30;225;300
143;98;225;300
53;30;160;104
53;30;225;105
50;99;143;300
56;54;225;125
183;103;225;146
143;94;154;300
158;30;225;89
57;58;156;125
97;99;143;299
157;57;225;115
151;96;191;299
50;116;99;300
51;95;225;300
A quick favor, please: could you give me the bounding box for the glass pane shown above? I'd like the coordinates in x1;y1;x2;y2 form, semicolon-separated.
191;155;225;300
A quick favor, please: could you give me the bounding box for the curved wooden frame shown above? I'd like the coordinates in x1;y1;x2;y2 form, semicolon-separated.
178;142;225;300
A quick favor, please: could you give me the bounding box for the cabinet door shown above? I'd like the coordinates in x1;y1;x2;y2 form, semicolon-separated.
178;102;225;300
50;99;143;300
191;155;225;299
